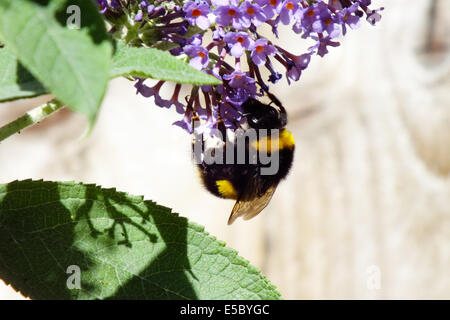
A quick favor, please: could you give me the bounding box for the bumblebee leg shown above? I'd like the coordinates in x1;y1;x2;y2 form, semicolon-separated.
216;104;228;144
191;112;203;155
187;90;205;162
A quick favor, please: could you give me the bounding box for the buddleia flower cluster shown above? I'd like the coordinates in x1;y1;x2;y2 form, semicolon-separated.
96;0;383;134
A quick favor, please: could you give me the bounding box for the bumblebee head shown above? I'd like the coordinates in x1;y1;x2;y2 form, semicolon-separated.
241;93;287;129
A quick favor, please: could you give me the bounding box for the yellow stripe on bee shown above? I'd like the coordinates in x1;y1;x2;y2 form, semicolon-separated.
216;180;238;199
251;129;295;152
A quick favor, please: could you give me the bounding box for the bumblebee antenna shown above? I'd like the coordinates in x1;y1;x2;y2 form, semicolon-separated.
266;91;287;127
266;91;281;108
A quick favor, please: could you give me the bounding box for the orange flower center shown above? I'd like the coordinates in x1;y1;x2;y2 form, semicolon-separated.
325;18;332;25
234;74;243;79
198;51;206;59
255;45;264;53
236;36;245;43
246;7;255;15
307;9;314;17
192;8;202;17
228;9;236;16
286;2;294;10
270;0;277;7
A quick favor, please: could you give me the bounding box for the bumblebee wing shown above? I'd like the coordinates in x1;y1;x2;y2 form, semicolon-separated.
227;184;277;225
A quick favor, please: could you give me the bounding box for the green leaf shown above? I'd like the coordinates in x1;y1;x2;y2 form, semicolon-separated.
0;0;113;124
111;43;222;85
0;48;48;102
0;180;281;300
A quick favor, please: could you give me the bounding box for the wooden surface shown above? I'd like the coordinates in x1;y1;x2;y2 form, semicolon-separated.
1;0;449;299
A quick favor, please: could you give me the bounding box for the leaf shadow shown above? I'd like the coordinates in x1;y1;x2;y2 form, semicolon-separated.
15;62;47;95
74;184;158;246
109;200;198;300
0;181;198;299
0;180;95;299
54;0;112;45
27;0;112;45
28;0;50;5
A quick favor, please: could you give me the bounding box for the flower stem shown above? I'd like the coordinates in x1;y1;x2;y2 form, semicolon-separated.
0;99;65;142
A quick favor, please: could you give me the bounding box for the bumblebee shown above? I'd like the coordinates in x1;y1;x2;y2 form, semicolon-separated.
194;93;295;224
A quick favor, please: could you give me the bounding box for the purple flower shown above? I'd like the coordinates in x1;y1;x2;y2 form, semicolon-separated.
356;0;384;25
212;26;226;41
173;108;194;133
240;1;267;27
183;1;211;30
279;0;299;25
169;47;183;56
218;103;244;129
167;84;186;114
184;45;210;70
110;0;120;10
288;53;311;81
299;1;340;38
255;0;284;20
139;1;148;9
225;83;258;108
194;116;217;135
194;91;219;136
146;4;155;14
214;1;245;30
188;34;203;46
299;2;323;34
134;10;143;22
338;3;361;35
328;0;343;11
366;7;384;26
223;32;254;58
322;17;341;39
212;0;231;6
250;39;277;65
266;17;281;37
276;48;312;83
95;0;108;13
135;79;171;108
358;0;372;7
223;71;255;88
264;58;283;84
98;0;384;135
292;10;303;34
148;6;166;19
309;36;340;57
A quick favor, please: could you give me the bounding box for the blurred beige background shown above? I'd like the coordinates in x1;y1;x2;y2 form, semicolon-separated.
1;0;449;299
